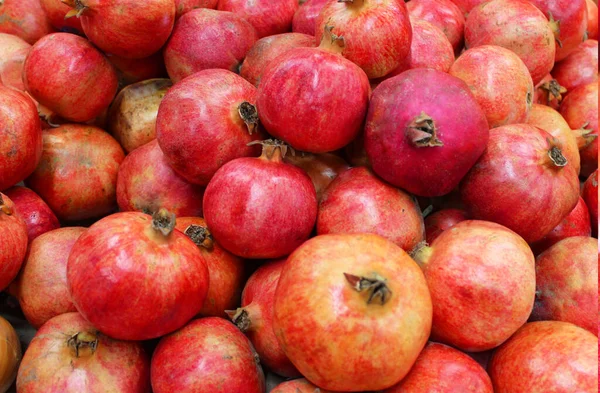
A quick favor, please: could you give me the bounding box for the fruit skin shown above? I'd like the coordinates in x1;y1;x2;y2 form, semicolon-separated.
164;8;258;82
449;0;485;14
16;312;150;393
552;40;599;92
273;234;432;391
586;0;598;39
488;321;598;392
450;45;534;128
407;0;465;53
156;69;263;186
40;0;83;32
315;0;412;79
151;317;265;393
465;0;556;85
317;167;425;252
117;140;205;217
240;32;315;87
383;342;493;393
460;124;580;244
0;33;30;91
67;211;210;341
217;0;298;38
4;186;59;243
26;125;125;222
581;170;598;235
175;216;245;318
531;236;598;334
0;85;42;191
292;0;328;35
413;220;536;352
365;68;489;197
0;193;28;292
107;52;168;87
0;316;21;393
424;208;469;244
0;0;54;44
271;378;335;393
175;0;218;18
23;33;118;123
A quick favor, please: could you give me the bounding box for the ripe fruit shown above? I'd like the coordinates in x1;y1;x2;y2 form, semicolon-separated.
3;186;59;242
0;0;53;44
40;0;83;32
106;52;168;86
217;0;298;38
175;0;218;18
407;0;465;53
271;379;334;393
274;234;432;391
0;193;28;292
0;316;21;393
424;208;470;244
449;0;486;14
292;0;328;35
581;170;598;235
534;74;566;110
365;68;489;197
586;0;598;39
0;33;30;91
552;40;599;92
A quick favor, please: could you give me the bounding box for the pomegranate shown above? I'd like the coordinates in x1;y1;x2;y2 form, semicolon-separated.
292;0;328;35
424;208;470;244
217;0;298;38
582;170;598;235
151;317;265;393
0;0;53;44
587;0;598;39
23;33;118;123
273;234;432;391
460;124;580;243
175;216;245;317
227;259;299;377
383;342;493;392
271;379;334;393
156;69;263;185
0;316;21;393
464;0;556;84
448;0;486;15
4;186;59;243
407;0;465;53
489;321;598;392
40;0;83;32
0;85;42;191
175;0;218;18
552;40;599;92
163;8;257;82
106;52;168;87
16;312;150;393
365;68;489;197
0;193;27;292
314;0;412;79
450;45;534;128
26;125;125;222
240;32;315;87
533;74;566;110
203;141;317;258
344;129;371;167
0;33;30;91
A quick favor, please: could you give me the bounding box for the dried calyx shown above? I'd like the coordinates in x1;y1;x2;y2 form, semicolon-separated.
0;194;12;215
184;224;214;250
248;139;293;161
574;123;598;149
319;24;345;54
63;0;89;18
67;331;99;358
238;101;259;135
547;12;563;48
151;208;176;236
407;112;444;147
344;273;392;305
225;308;252;332
539;79;567;104
548;145;568;167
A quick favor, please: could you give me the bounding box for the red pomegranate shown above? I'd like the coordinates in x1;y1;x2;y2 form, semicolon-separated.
175;0;218;18
23;33;118;123
0;33;30;91
106;52;168;87
464;0;556;84
164;8;257;82
217;0;297;38
227;259;299;377
271;379;334;393
240;32;315;87
63;0;175;59
424;208;470;244
175;216;245;317
0;0;54;44
553;40;599;92
203;141;317;258
533;74;565;110
151;317;265;393
26;125;125;222
0;193;28;292
489;321;598;392
582;170;598;235
273;234;432;391
40;0;83;32
449;0;485;14
365;68;489;197
587;0;598;39
156;69;263;185
67;210;209;340
383;342;493;392
16;312;150;393
292;0;328;35
4;186;59;243
407;0;465;53
450;45;534;128
315;0;412;79
0;85;42;191
15;227;85;328
460;124;580;243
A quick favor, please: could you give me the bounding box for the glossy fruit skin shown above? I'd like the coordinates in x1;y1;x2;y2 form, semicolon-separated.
0;33;30;91
424;208;470;244
117;140;204;217
450;45;534;128
465;0;556;85
581;170;598;235
0;193;28;292
26;125;125;222
383;342;493;393
586;0;598;39
157;69;262;185
4;186;59;243
317;167;425;252
271;378;335;393
175;216;245;318
15;227;85;328
164;8;258;82
0;85;42;191
273;234;433;391
257;47;370;153
40;0;83;32
315;0;412;79
217;0;297;38
151;317;265;393
107;52;168;87
407;0;465;53
365;68;489;197
460;124;580;244
489;321;598;392
292;0;328;35
0;0;54;44
23;33;118;123
175;0;218;18
67;211;210;340
16;312;150;393
552;40;599;92
240;33;315;87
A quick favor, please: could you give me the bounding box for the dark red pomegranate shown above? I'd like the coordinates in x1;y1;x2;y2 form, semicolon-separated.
0;193;28;292
23;33;118;123
552;40;599;92
203;141;317;258
582;170;598;235
424;208;470;244
587;0;598;39
0;0;54;44
175;0;218;18
292;0;328;35
533;74;566;110
460;124;580;243
407;0;465;53
0;33;30;91
217;0;298;38
106;52;168;87
4;186;59;243
365;68;489;197
40;0;83;32
151;317;265;393
164;8;258;82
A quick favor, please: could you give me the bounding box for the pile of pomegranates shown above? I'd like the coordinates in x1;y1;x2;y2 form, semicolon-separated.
0;0;597;391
